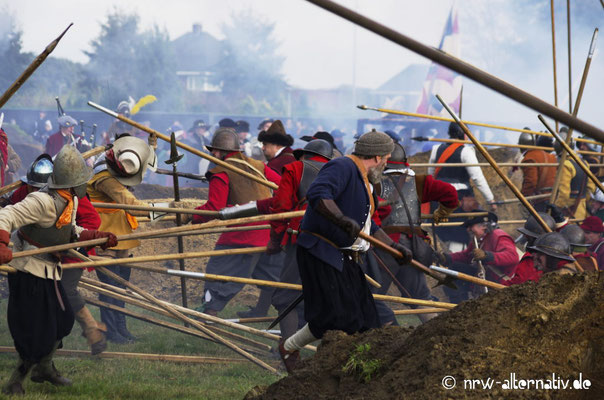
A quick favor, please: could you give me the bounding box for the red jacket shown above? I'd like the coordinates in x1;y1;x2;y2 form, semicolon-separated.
503;252;543;286
450;229;519;283
267;155;330;245
267;147;296;175
192;156;281;247
45;131;84;157
0;128;8;186
10;185;101;265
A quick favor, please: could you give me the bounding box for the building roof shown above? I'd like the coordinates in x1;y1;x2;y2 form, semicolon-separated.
376;64;429;93
171;24;224;72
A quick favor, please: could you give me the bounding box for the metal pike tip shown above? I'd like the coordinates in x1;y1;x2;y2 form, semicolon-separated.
357;105;368;110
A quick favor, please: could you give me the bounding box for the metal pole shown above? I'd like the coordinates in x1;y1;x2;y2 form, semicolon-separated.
550;0;560;133
303;0;604;142
566;0;572;114
549;28;598;204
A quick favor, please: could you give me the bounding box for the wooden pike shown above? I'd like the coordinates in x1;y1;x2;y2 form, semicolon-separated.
10;210;304;259
141;225;271;240
84;294;271;352
549;28;598;204
91;202;219;216
411;162;604;168
550;0;560;134
421;212;487;219
94;265;277;373
87;101;277;190
0;24;73;108
393;308;448;315
420;218;580;228
0;145;105;197
0;346;246;365
430;266;506;290
79;277;317;351
358;105;603;147
414;137;603;157
435;95;552;232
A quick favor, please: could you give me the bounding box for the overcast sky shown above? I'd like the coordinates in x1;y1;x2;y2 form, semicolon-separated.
6;0;450;90
2;0;602;128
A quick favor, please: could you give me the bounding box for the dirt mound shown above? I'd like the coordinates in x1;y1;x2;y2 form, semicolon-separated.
249;273;604;399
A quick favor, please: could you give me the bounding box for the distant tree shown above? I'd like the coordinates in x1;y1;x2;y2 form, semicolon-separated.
217;10;288;114
81;9;181;111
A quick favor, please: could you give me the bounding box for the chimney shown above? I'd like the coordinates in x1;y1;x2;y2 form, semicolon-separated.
192;23;202;34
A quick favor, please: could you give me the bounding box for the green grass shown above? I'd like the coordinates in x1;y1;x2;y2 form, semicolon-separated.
0;300;279;400
0;297;422;399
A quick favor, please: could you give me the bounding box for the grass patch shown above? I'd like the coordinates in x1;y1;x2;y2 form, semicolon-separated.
341;343;382;383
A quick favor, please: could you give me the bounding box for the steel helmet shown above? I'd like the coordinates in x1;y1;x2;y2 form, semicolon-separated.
517;212;556;238
384;143;412;175
293;139;333;160
22;154;53;188
107;135;157;186
518;130;535;147
553;127;574;155
48;145;92;189
206;127;241;152
560;224;588;247
528;232;575;261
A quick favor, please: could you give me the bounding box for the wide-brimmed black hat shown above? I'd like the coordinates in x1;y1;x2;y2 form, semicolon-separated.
219;118;237;128
462;210;498;228
188;119;207;132
258;120;294;147
257;119;274;130
300;131;336;147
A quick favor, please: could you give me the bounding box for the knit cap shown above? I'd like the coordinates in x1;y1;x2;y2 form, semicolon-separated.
353;129;394;157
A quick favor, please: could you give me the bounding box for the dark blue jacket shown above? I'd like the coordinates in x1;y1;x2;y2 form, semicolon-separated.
297;157;379;271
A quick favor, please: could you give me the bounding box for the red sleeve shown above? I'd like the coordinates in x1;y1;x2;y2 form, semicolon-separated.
264;164;282;186
257;197;272;214
269;162;302;237
76;196;102;230
487;235;520;275
192;173;229;224
9;185;30;204
450;245;474;265
421;175;458;208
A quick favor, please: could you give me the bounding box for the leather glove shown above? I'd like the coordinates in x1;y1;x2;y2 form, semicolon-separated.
266;231;284;255
433;204;456;225
545;202;566;224
391;242;413;265
0;229;12;264
148;133;158;149
435;251;450;266
79;230;118;250
315;199;360;239
472;248;494;262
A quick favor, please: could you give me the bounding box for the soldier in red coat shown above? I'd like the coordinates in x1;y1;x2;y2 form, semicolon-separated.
44;116;84;157
437;211;519;303
258;120;296;175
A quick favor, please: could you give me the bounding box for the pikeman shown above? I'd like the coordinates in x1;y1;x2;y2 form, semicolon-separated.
519;129;557;212
266;139;334;341
559;224;598;271
0;145;117;395
436;211;518;303
45;115;84;157
187;127;281;317
528;232;577;275
278;130;412;373
553;130;594;220
87;134;158;343
373;142;458;322
4;154;108;355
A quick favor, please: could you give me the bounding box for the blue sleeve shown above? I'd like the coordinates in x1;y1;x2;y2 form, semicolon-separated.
305;158;353;209
370;220;379;235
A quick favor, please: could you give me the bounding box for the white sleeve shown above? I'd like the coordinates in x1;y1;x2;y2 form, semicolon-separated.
0;192;57;233
461;146;494;202
427;145;439;176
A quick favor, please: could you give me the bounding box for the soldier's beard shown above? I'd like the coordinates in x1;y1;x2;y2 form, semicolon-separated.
367;163;386;184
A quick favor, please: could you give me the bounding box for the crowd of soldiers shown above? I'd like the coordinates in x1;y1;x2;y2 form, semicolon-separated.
0;99;602;394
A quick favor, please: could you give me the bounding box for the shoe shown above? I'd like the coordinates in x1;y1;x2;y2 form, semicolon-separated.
106;330;130;344
30;362;72;386
278;341;299;374
2;359;32;395
116;313;137;341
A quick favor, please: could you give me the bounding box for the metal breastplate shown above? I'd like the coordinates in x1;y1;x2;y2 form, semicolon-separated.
297;160;325;200
381;175;421;227
19;190;73;247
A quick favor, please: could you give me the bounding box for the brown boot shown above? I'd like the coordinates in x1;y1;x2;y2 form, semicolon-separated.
278;341;299;374
75;306;107;355
2;359;32;395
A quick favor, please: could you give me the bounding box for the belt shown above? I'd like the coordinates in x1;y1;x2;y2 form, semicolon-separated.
299;229;364;263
